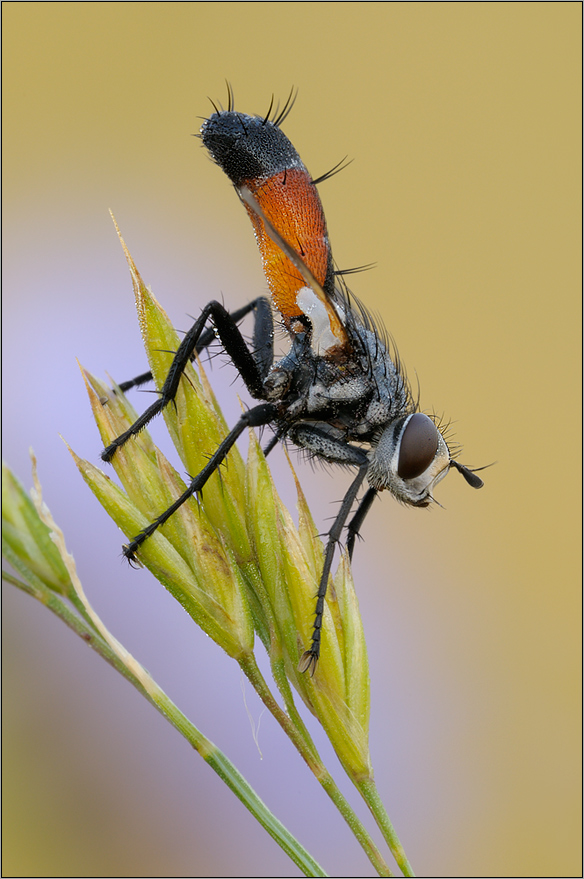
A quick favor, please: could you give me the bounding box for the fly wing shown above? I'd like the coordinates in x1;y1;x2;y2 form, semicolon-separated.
238;185;351;356
201;109;350;355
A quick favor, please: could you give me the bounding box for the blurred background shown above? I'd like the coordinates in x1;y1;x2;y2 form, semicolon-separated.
3;4;581;877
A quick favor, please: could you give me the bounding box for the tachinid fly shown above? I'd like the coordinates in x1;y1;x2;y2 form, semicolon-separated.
102;92;484;674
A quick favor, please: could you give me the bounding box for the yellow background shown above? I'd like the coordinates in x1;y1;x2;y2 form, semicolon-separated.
3;3;581;877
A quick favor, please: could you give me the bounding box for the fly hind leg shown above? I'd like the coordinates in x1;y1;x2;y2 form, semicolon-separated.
116;298;272;393
102;298;274;462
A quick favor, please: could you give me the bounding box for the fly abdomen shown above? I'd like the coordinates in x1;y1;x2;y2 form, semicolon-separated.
201;111;305;185
201;110;337;338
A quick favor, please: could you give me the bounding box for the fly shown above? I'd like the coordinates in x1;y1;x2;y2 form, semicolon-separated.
102;91;484;674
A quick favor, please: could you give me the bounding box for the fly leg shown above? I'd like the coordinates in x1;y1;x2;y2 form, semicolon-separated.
102;299;273;462
115;298;272;393
298;462;370;675
346;487;378;560
288;423;370;673
123;402;278;561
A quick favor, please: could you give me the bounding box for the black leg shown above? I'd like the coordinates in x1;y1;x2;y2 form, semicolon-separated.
123;402;278;560
262;425;288;457
102;300;271;463
117;368;156;394
299;463;370;675
115;298;272;394
346;487;378;560
251;296;275;381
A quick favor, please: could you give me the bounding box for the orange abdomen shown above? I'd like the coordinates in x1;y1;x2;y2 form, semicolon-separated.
242;167;330;329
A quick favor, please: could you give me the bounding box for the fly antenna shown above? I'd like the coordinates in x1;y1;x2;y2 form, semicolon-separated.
449;459;489;489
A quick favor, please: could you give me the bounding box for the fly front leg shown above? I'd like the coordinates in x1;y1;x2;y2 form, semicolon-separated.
102;299;274;463
298;461;370;675
346;487;378;560
288;423;371;673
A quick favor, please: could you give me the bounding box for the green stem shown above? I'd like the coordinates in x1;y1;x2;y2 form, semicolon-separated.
1;543;99;634
357;778;415;877
240;654;394;877
4;573;327;879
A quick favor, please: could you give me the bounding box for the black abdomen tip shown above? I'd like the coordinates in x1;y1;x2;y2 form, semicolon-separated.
201;111;305;185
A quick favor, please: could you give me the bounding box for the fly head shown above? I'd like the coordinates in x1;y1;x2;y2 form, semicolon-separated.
368;412;483;506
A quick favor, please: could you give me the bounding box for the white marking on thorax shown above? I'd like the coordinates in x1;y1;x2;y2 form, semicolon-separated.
296;286;339;356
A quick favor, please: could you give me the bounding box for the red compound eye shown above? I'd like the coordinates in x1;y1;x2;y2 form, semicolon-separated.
397;413;439;479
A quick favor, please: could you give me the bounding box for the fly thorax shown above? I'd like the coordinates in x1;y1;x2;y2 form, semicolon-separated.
364;398;394;427
367;413;451;506
263;333;314;402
